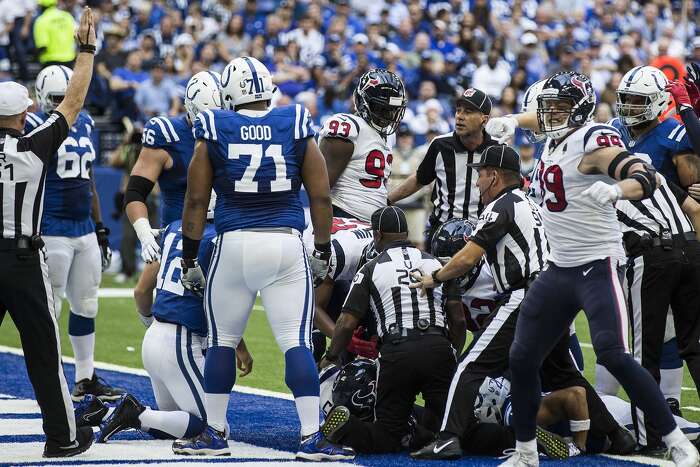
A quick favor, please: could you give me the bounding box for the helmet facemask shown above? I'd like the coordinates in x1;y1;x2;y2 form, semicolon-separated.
355;90;406;136
616;90;660;127
537;95;576;140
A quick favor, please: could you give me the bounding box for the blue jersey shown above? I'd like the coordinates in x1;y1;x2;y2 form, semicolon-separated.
25;111;96;237
142;116;195;226
194;106;315;233
152;220;217;336
610;117;693;187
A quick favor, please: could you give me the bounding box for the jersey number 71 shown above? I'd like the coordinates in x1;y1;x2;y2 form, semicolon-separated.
228;143;292;193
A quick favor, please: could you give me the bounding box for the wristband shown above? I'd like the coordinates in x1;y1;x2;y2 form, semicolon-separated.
569;419;590;432
314;241;331;253
132;217;153;243
431;269;443;285
182;234;200;260
613;184;623;201
79;44;96;54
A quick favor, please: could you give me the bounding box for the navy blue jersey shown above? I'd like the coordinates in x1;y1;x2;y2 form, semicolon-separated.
142;116;195;226
152;220;217;336
610;117;693;186
194;106;315;233
25;111;96;237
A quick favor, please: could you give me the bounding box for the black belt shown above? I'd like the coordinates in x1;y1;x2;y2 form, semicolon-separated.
380;325;447;346
0;235;44;251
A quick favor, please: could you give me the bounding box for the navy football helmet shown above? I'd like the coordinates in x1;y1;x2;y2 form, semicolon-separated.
332;359;377;422
354;69;407;136
537;71;596;139
431;218;482;290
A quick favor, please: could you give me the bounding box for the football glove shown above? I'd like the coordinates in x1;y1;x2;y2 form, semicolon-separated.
666;80;693;110
582;181;623;206
485;116;518;144
137;312;153;328
95;222;112;271
309;242;332;287
133;217;161;263
347;327;378;359
181;258;206;298
685;62;700;115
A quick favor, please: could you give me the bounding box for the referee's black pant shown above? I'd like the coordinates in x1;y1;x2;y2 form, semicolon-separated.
336;333;456;453
625;242;700;447
441;289;621;456
0;247;76;447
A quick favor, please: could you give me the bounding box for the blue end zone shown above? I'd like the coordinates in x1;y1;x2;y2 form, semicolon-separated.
0;352;649;466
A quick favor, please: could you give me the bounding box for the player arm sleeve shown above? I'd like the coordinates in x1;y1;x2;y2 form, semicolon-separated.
469;203;513;251
668;180;690;205
341;263;373;320
416;140;439;185
22;110;69;164
678;108;700;157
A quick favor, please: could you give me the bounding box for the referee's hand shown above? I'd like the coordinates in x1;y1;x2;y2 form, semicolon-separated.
75;6;97;47
409;271;435;297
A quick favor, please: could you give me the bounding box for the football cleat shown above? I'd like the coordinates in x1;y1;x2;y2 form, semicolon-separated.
667;437;700;467
43;425;94;458
74;394;108;427
97;394;145;443
499;448;539;467
296;431;356;461
668;398;683;418
321;405;351;443
72;373;126;402
172;426;230;456
536;426;570;459
410;435;463;460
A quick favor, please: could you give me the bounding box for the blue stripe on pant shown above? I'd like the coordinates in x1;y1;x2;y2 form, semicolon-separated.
205;235;223;347
508;258;677;442
175;325;206;420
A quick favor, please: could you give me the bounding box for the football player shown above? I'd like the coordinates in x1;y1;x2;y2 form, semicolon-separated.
27;65;122;401
319;68;407;222
486;71;699;467
124;71;223;263
174;56;354;460
96;196;253;445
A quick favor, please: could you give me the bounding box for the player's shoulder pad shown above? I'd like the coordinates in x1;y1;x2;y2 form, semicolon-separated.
319;112;361;142
144;116;182;147
24;112;45;132
193;109;220;142
292;104;315;141
581;123;625;154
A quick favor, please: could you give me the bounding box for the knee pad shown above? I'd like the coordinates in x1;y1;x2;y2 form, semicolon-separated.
68;311;95;336
661;338;683;369
72;298;98;319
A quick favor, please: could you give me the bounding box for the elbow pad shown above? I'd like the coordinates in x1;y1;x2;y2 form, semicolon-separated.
124;175;155;208
629;164;658;199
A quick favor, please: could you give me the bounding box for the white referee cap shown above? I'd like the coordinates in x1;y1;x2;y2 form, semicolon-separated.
0;82;34;116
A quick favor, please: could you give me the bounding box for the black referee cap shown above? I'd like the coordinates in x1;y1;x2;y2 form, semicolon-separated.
456;87;492;115
371;206;408;233
467;144;521;173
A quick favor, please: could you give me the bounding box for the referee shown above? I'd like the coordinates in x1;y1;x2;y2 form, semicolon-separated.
410;145;632;460
388;88;496;250
615;166;700;448
319;206;466;454
0;8;96;458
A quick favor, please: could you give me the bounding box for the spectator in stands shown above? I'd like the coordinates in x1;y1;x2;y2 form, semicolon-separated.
217;15;250;63
135;63;178;119
110;51;149;122
33;0;75;66
286;13;324;64
5;0;34;82
472;49;512;100
174;34;195;77
689;37;700;65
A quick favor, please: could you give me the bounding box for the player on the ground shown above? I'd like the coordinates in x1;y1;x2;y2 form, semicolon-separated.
485;71;699;467
318;68;406;222
124;71;223;262
27;65;121;401
173;56;355;460
95;196;253;445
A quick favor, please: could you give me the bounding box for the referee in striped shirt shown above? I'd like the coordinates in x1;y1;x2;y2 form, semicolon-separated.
319;206;466;454
616;162;700;448
388;88;496;250
0;8;96;458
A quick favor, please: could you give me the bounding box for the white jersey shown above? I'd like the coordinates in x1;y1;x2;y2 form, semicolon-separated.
302;217;374;281
319;113;395;222
534;123;625;267
461;265;500;331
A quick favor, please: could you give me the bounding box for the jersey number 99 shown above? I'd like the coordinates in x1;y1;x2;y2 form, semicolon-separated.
57;136;96;180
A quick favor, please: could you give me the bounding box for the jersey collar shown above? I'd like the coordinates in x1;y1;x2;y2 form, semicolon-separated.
381;240;414;251
0;127;23;138
237;109;271;117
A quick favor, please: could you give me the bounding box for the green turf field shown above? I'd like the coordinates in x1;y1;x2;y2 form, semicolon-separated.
0;274;698;422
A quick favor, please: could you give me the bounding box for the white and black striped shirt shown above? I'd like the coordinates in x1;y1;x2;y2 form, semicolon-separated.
471;186;549;294
342;242;460;338
416;131;496;224
0;111;69;238
616;174;693;238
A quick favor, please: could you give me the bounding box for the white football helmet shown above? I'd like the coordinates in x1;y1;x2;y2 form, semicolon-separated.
616;66;670;127
474;376;511;424
220;57;275;110
35;65;73;113
184;71;223;124
520;79;547;143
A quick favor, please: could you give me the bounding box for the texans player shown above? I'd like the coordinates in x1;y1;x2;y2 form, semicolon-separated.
174;56;354;460
319;69;406;222
124;71;223;263
486;71;699;467
27;65;121;401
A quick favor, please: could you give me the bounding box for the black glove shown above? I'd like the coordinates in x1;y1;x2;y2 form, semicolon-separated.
309;242;332;287
95;222;112;271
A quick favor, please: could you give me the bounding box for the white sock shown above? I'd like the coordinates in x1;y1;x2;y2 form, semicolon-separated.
138;408;190;438
595;363;620;396
516;439;537;453
70;333;95;382
661;368;683;402
663;426;686;447
294;396;320;437
205;393;230;433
